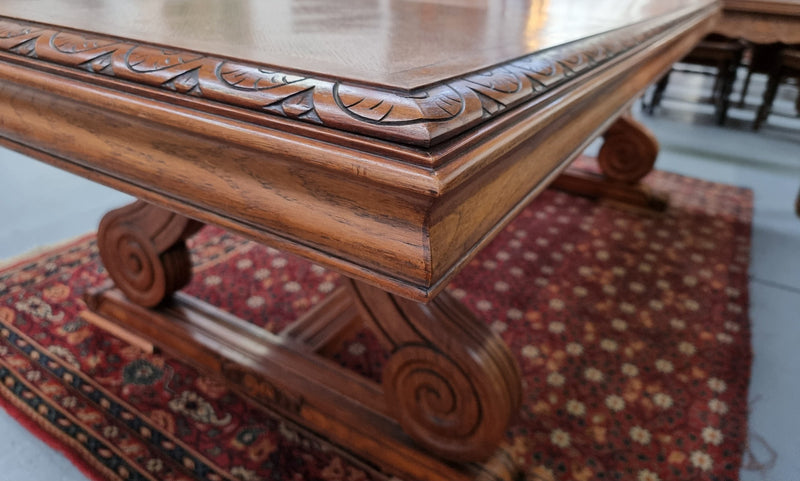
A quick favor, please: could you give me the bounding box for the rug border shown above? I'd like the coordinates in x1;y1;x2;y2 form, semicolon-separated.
0;231;96;272
0;379;112;481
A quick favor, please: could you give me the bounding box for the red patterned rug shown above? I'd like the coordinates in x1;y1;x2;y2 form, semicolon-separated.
0;168;752;481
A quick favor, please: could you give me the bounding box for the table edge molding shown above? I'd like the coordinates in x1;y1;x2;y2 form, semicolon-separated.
0;5;713;148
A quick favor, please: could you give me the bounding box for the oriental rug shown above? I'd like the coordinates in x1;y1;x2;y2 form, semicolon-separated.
0;167;752;481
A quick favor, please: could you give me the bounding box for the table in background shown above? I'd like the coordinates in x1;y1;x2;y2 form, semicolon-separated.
716;0;800;43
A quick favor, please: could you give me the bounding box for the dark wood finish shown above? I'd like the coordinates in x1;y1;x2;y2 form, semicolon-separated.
712;1;800;131
647;35;744;125
754;48;800;129
0;1;721;479
84;286;519;481
737;43;785;107
796;186;800;217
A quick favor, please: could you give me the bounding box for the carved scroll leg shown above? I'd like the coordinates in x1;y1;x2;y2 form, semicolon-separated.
347;280;522;463
96;200;204;307
552;113;668;211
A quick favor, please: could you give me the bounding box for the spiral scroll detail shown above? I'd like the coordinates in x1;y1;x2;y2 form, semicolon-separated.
383;344;505;462
96;202;196;308
597;117;658;184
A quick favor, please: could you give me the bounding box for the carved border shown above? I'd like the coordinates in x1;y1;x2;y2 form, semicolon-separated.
0;10;700;147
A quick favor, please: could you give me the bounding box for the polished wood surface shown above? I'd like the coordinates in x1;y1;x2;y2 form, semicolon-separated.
0;1;717;300
0;2;715;147
0;1;720;479
84;282;519;481
0;0;707;90
552;116;669;211
97;200;203;307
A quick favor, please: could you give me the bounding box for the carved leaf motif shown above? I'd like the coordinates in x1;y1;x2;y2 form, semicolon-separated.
126;46;203;72
52;32;119;53
560;52;592;73
219;64;307;90
263;89;318;122
9;38;36;57
163;68;202;95
513;54;569;87
461;68;530;117
0;20;36;39
464;69;522;94
335;84;463;124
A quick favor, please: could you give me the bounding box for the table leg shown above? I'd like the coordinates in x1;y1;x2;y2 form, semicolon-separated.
552;113;668;211
347;280;522;463
96;200;204;307
84;200;522;481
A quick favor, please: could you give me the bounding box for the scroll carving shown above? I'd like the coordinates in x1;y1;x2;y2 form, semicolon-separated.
0;9;703;146
597;114;659;183
347;280;521;463
97;201;204;307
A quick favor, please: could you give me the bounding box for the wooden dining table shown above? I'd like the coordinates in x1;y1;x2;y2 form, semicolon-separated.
716;0;800;44
0;1;718;480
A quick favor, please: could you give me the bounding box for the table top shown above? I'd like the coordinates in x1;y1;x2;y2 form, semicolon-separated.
0;0;718;300
1;0;710;147
1;0;704;90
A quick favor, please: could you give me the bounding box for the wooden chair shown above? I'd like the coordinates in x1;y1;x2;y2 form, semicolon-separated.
753;47;800;130
647;35;745;125
737;43;783;108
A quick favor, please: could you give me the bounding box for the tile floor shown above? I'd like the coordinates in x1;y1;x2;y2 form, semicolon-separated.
0;70;798;480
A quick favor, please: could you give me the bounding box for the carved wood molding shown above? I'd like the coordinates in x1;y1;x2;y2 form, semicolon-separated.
0;7;709;147
347;280;521;462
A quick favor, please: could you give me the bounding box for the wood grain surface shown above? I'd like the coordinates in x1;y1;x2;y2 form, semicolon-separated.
0;0;710;90
0;0;718;301
0;2;714;147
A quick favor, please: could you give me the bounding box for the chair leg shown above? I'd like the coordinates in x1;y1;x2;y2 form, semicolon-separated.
647;72;671;115
795;79;800;116
738;70;752;107
716;61;738;126
754;68;782;130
